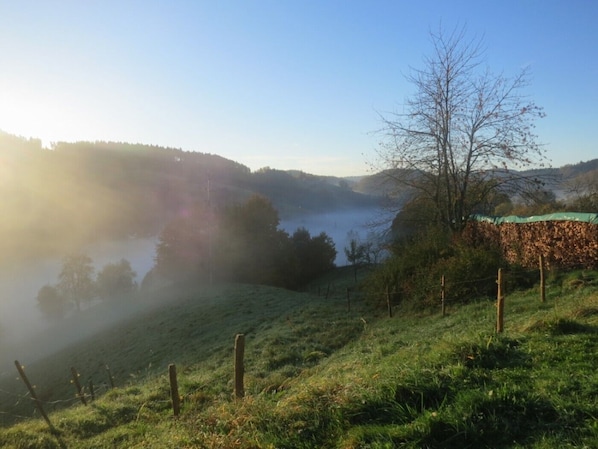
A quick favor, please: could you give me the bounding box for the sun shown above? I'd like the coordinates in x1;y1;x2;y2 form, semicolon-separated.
0;86;77;147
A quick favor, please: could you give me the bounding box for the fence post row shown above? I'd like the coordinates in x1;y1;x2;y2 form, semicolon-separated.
12;268;541;426
13;334;250;425
496;268;505;333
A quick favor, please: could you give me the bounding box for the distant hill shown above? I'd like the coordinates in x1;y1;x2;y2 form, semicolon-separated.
353;159;598;199
0;132;381;263
558;159;598;179
249;168;379;217
491;159;598;199
1;129;593;262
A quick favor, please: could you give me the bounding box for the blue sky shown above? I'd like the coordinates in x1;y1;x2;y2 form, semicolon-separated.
0;1;596;176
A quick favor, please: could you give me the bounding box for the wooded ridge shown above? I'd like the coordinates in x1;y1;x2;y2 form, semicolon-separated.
1;131;595;263
0;132;380;263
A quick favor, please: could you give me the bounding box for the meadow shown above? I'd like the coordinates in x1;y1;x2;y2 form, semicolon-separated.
0;267;597;448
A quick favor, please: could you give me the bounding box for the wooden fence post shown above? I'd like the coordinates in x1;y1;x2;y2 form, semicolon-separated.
346;287;351;313
14;360;55;433
89;380;95;402
496;268;505;333
441;275;446;317
168;364;181;417
71;367;87;405
106;365;115;389
234;334;245;399
539;254;546;303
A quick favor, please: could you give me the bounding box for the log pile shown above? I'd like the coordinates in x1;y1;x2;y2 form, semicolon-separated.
463;219;598;270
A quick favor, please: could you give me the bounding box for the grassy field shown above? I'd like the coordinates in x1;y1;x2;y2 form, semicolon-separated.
0;267;597;448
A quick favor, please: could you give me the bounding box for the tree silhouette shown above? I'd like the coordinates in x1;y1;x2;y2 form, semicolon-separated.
344;234;367;282
57;254;95;311
291;227;337;287
96;259;137;300
219;195;289;285
154;206;213;281
37;284;66;321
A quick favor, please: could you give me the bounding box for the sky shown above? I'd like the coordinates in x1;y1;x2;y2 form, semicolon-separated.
0;1;596;177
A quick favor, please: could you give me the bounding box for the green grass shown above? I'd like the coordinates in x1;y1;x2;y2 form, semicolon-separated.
1;269;597;448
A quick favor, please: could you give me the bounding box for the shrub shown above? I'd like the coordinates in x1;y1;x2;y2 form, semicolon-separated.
365;227;506;310
433;242;503;303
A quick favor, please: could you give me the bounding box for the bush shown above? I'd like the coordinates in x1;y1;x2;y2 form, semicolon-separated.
365;227;506;311
434;243;503;302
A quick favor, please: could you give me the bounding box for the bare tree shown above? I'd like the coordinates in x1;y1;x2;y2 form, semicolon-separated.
376;27;547;233
344;231;368;282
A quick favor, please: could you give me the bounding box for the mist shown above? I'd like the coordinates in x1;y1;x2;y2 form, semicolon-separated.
0;237;156;376
0;207;385;379
280;206;384;266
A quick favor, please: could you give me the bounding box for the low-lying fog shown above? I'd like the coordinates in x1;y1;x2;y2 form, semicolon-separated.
0;207;383;376
280;207;383;266
0;238;156;373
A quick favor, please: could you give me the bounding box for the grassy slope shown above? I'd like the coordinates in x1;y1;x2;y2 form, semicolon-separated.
1;268;597;448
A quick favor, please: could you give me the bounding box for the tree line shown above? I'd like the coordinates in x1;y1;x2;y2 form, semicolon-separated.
0;135;377;268
37;255;137;321
145;195;337;291
0;136;250;264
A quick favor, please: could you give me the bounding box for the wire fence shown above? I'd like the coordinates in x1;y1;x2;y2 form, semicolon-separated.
1;351;220;430
0;259;564;431
314;263;546;311
0;364;116;427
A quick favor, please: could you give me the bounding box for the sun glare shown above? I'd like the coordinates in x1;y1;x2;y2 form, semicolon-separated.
0;89;78;147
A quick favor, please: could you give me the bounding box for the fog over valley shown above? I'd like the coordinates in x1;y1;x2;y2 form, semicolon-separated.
280;206;385;266
0;206;382;377
0;238;157;371
1;135;593;395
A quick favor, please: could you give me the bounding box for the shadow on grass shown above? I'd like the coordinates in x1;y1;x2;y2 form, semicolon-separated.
526;317;598;335
451;336;531;370
345;389;583;449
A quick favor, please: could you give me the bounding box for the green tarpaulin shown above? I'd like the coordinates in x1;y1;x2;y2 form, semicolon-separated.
470;212;598;225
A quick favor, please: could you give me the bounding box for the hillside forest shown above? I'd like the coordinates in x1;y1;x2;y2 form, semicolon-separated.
0;131;378;267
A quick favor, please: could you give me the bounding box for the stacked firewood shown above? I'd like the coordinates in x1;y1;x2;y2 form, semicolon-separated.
463;219;598;270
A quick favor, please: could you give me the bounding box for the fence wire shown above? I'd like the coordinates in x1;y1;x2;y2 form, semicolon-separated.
0;264;556;427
